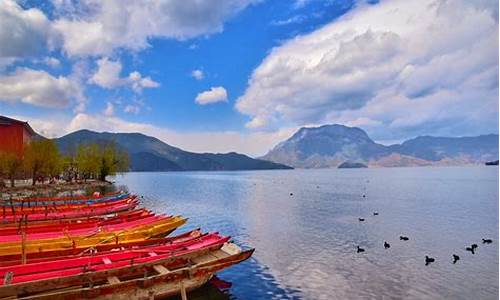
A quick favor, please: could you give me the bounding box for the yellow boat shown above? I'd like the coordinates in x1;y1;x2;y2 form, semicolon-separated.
0;216;187;256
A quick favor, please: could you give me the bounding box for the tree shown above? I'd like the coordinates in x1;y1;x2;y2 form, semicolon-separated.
74;142;129;182
0;152;22;187
23;139;62;185
75;143;101;181
98;142;129;182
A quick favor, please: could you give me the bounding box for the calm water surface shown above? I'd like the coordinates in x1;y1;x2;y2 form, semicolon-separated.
113;166;498;300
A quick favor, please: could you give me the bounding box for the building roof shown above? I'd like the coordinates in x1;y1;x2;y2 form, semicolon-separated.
0;115;36;136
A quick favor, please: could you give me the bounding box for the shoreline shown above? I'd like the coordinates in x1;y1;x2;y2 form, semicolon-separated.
0;181;112;200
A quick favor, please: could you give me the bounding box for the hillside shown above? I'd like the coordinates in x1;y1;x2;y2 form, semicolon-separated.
56;130;292;172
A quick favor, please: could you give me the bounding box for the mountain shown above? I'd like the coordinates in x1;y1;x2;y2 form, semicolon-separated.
55;130;292;172
261;124;499;168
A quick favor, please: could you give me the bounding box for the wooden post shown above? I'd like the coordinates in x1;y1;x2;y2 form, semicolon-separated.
180;281;188;300
21;229;26;265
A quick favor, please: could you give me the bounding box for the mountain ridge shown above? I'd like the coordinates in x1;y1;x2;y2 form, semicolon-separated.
55;129;292;172
261;124;498;168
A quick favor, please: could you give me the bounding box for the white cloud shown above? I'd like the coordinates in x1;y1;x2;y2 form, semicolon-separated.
195;86;228;105
104;102;114;116
124;104;140;114
43;57;61;68
128;71;160;93
0;68;84;108
89;57;122;88
52;0;256;57
236;0;499;139
191;69;204;80
0;0;54;59
89;57;159;93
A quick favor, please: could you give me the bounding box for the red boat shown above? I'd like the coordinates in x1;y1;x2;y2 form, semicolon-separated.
4;191;125;204
0;240;253;299
1;196;137;216
0;229;203;267
0;232;229;283
2;199;138;222
0;209;155;236
0;214;175;242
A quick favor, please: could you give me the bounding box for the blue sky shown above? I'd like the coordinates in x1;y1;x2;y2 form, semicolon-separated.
0;0;498;156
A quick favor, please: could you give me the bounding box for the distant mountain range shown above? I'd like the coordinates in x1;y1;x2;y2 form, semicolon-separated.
55;130;292;172
261;124;499;168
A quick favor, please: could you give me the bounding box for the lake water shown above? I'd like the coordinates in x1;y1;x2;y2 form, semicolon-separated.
113;166;498;300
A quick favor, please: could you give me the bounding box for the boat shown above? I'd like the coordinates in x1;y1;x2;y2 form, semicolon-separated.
0;189;254;299
0;229;203;267
0;196;137;216
0;241;253;299
0;209;154;235
2;192;127;205
1;199;139;223
0;216;187;256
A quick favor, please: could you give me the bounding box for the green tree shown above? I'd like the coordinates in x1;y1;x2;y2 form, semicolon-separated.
74;142;129;182
24;139;62;185
75;143;101;181
98;142;129;182
0;152;22;187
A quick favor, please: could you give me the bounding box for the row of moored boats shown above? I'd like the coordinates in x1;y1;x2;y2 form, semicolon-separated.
0;191;253;299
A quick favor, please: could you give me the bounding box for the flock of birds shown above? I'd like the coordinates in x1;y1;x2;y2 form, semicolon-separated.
289;185;494;266
354;194;494;265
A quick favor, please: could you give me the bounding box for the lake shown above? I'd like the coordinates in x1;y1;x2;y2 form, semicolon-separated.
113;166;498;300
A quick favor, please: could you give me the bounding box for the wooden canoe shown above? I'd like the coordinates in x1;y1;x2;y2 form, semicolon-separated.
0;196;137;217
3;192;126;204
0;242;253;299
0;214;171;241
0;209;154;235
0;216;187;256
0;229;203;267
1;199;139;223
0;208;152;228
0;233;229;282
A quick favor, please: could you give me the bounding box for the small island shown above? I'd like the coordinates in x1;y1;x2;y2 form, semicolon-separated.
338;161;368;169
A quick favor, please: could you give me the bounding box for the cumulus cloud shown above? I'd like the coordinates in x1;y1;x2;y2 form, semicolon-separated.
0;0;54;59
52;0;256;57
195;86;228;105
89;57;159;93
236;0;499;138
191;69;204;80
0;68;84;108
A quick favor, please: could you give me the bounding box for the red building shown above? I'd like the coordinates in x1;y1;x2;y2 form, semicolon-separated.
0;116;36;158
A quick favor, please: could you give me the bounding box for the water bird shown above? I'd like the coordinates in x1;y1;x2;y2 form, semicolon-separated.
357;246;365;253
373;212;379;216
471;244;478;250
358;218;365;222
384;241;390;249
452;254;460;264
399;236;409;241
425;256;435;265
466;246;475;254
362;195;366;198
289;193;293;196
482;239;493;244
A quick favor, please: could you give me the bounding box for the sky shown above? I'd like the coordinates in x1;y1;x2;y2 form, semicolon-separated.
0;0;498;157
